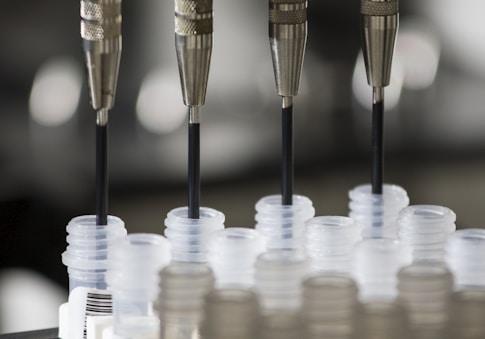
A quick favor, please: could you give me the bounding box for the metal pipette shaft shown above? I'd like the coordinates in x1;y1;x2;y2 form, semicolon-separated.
360;0;398;194
175;0;213;218
81;0;122;225
269;0;307;205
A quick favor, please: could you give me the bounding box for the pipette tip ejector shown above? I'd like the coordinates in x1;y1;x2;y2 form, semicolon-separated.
175;0;213;218
360;0;398;195
269;0;308;205
81;0;122;225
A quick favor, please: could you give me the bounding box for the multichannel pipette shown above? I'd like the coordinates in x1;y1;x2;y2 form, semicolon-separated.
80;0;122;225
175;0;213;219
269;0;308;205
360;0;398;194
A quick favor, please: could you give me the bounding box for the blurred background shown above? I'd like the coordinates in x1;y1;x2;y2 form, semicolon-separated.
2;0;485;333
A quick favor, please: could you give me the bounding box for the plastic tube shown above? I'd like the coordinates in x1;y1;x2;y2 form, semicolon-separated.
351;238;412;302
445;228;485;290
255;195;315;251
349;184;409;239
206;227;266;288
260;312;303;339
201;289;261;339
398;205;456;262
305;216;362;274
61;215;127;339
108;233;171;338
301;274;358;339
164;207;225;263
354;301;411;339
446;289;485;339
62;215;127;292
158;263;214;339
397;263;453;338
254;250;309;313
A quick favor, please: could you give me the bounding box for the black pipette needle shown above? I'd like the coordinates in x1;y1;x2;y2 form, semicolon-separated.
371;88;384;194
188;107;200;219
96;109;108;226
282;97;294;205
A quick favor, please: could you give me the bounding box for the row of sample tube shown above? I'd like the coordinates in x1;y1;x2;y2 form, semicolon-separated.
59;184;485;339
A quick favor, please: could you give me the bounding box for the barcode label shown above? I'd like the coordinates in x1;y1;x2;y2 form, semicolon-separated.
83;290;112;339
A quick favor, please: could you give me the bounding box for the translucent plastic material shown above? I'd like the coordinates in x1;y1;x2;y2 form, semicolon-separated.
354;301;411;339
158;263;214;339
61;215;127;292
348;184;409;239
254;250;309;313
351;238;412;302
398;205;456;262
201;289;261;339
108;233;171;338
255;194;315;251
397;263;453;339
446;289;485;339
445;229;485;289
305;216;362;274
206;227;266;288
301;274;358;339
260;312;303;339
164;207;225;263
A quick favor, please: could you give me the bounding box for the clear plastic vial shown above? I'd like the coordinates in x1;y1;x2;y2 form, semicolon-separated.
445;228;485;290
351;238;412;302
201;289;261;339
158;263;214;339
348;184;409;239
398;205;456;262
164;207;225;263
353;301;411;339
301;274;358;339
61;215;127;339
108;233;171;338
446;289;485;339
260;312;303;339
254;250;310;313
206;227;266;288
62;215;127;292
305;216;362;274
397;263;453;339
255;194;315;251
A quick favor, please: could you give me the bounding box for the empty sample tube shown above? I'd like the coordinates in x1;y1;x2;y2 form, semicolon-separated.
254;250;310;313
108;233;171;338
260;312;303;339
351;238;412;302
201;289;261;339
445;228;485;290
353;300;411;339
398;205;456;262
348;184;409;239
164;207;225;263
305;216;362;274
61;215;127;339
446;289;485;339
397;263;453;339
255;194;315;251
158;263;214;339
301;274;358;339
206;227;266;288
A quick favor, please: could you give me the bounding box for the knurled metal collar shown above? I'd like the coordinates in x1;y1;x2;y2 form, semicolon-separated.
361;0;398;16
175;0;212;15
81;0;121;21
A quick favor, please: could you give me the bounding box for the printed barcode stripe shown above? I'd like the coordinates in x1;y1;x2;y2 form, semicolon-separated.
83;291;113;339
